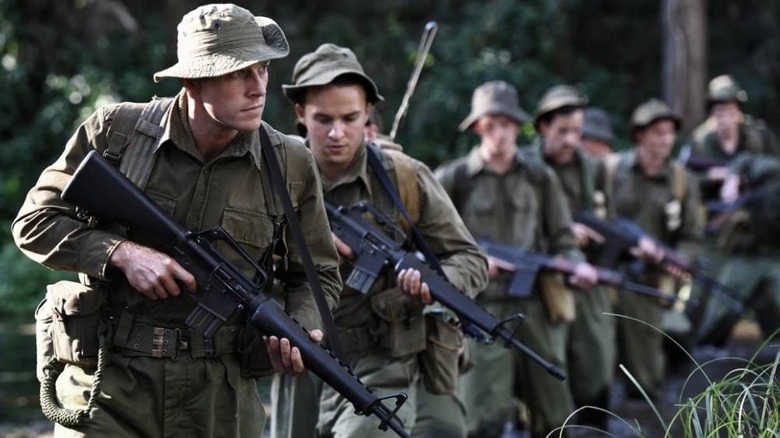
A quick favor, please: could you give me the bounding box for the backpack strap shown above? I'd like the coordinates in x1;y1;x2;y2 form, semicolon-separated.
104;97;174;191
670;160;687;204
373;145;421;227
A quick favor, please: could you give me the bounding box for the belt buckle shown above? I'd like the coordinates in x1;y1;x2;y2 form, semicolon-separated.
175;328;190;361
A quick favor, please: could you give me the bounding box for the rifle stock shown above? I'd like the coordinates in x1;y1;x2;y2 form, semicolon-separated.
326;201;566;381
61;151;410;437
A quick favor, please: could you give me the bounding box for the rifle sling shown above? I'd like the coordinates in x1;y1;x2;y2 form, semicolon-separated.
365;145;445;275
258;127;345;362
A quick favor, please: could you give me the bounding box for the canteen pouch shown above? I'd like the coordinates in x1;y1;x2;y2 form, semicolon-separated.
539;271;576;323
45;280;107;368
238;324;274;378
419;312;464;394
370;287;426;358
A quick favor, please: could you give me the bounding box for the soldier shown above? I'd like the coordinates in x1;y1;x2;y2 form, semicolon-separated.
678;75;779;348
12;4;341;437
281;43;488;437
524;85;616;430
581;107;616;159
600;99;703;400
436;80;598;438
694;153;780;345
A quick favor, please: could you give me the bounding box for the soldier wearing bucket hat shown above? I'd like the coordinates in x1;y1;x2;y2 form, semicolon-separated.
12;4;342;437
437;81;593;437
600;98;702;401
525;84;615;430
581;107;616;158
272;43;487;438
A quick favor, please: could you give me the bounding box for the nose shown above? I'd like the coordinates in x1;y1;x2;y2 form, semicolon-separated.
328;121;345;139
246;68;266;96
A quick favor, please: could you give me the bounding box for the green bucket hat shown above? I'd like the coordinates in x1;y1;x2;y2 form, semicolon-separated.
282;43;383;104
707;74;748;105
153;3;289;82
630;98;681;136
533;85;589;125
582;107;615;144
459;80;530;131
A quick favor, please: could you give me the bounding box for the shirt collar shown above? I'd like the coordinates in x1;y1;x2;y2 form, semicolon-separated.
464;145;527;176
315;140;373;195
628;149;673;179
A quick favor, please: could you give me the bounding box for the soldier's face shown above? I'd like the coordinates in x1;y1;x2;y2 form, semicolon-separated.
296;84;371;178
474;115;519;157
185;62;269;133
539;109;584;164
711;102;742;138
636;119;676;161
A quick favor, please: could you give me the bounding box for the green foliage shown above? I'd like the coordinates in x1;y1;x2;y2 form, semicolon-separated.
0;245;75;325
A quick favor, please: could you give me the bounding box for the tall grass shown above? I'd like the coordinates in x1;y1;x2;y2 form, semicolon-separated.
554;315;780;437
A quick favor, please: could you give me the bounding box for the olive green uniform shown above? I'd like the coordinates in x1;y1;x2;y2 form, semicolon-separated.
695;154;780;344
317;143;488;437
600;151;702;399
525;140;615;426
12;92;342;437
436;147;582;438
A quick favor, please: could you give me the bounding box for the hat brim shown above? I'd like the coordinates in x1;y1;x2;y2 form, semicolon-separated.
459;107;530;132
630;115;682;138
153;47;288;82
582;126;614;143
282;69;384;104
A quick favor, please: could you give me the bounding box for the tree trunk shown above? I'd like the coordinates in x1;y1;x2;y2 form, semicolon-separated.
662;0;707;134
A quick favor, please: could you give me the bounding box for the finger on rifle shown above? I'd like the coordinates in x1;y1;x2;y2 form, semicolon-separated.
489;256;516;272
171;261;197;293
420;282;433;304
583;226;605;244
290;346;305;374
332;234;354;261
264;335;282;372
279;337;293;371
309;329;324;343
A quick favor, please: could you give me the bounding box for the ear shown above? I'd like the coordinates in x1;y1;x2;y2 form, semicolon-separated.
183;78;201;99
294;103;306;125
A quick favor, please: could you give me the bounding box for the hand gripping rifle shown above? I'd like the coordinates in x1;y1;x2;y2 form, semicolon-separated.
326;200;566;380
477;239;696;307
574;211;743;314
61;151;409;438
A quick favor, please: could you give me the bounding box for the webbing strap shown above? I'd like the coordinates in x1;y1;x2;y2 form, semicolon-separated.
258;127;345;362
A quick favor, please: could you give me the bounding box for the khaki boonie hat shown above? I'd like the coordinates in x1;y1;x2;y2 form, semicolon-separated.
459;80;530;131
282;43;383;104
153;3;289;82
630;98;681;135
582;107;615;144
533;85;588;124
707;74;748;105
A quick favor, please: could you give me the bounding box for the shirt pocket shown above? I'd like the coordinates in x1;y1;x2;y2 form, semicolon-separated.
146;190;178;217
220;207;276;272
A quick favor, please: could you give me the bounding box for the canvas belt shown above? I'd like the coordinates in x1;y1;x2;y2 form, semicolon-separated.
112;312;240;360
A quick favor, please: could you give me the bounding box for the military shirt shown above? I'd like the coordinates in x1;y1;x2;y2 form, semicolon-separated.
319;142;488;328
689;119;779;161
12;91;341;331
524;139;598;213
601;150;703;256
436;147;582;298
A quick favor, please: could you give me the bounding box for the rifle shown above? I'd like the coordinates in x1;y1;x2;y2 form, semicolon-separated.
61;151;410;438
326;200;566;381
477;239;695;307
573;211;744;314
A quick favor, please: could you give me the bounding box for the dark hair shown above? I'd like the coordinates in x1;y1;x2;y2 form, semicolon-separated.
536;105;583;128
294;73;373;105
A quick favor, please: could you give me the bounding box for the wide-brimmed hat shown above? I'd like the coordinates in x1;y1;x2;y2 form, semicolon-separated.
282;43;383;104
630;98;681;136
533;85;588;126
707;74;748;106
459;80;530;131
153;3;289;82
582;107;615;144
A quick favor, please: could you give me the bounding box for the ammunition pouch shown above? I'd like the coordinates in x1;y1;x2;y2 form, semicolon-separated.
237;325;274;378
419;312;464;395
370;287;426;358
539;271;575;323
39;281;107;371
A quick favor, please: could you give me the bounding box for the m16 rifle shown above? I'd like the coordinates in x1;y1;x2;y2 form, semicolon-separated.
326;200;566;381
477;239;694;306
61;150;409;438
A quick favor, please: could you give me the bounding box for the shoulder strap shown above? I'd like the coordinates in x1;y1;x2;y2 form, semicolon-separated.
365;144;445;275
450;159;471;214
670;161;687;203
104;97;174;190
258;127;345;362
372;144;421;226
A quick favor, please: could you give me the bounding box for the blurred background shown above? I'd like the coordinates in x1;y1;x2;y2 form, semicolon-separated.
1;0;778;433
